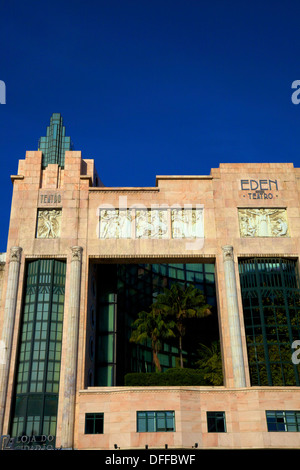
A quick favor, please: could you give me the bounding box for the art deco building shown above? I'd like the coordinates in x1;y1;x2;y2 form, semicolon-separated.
0;113;300;450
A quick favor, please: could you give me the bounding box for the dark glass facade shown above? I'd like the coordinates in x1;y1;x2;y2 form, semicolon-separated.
239;257;300;386
9;259;66;443
95;262;218;386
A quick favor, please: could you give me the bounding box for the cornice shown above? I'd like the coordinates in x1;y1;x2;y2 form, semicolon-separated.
79;386;300;396
88;254;216;260
89;187;160;194
24;254;68;259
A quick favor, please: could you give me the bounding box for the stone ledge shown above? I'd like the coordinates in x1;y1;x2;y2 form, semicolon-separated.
79;386;300;395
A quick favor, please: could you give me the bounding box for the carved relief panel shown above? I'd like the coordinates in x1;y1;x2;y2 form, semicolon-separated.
171;208;204;239
98;207;204;240
238;208;289;237
99;209;132;239
135;209;169;239
36;209;62;239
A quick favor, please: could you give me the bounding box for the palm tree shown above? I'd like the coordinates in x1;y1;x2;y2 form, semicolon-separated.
130;306;175;372
154;283;211;368
196;341;223;385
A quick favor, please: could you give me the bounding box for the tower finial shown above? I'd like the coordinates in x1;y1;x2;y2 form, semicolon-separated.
38;113;73;168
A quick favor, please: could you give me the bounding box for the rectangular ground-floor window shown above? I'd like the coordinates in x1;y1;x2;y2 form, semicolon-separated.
85;413;104;434
137;411;175;432
266;411;300;432
207;411;226;432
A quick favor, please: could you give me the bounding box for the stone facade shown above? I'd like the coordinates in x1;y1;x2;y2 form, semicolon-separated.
0;148;300;449
0;254;6;307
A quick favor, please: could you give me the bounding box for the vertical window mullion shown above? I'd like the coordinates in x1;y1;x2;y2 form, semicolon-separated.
255;260;273;385
279;260;300;385
43;260;54;394
10;259;65;443
27;260;41;396
41;260;55;431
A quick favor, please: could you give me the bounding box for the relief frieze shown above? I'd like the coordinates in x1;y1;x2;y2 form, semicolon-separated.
136;209;168;239
238;208;289;237
98;208;204;240
99;209;132;239
171;208;204;239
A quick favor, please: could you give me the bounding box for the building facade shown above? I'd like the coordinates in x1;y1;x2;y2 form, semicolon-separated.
0;114;300;450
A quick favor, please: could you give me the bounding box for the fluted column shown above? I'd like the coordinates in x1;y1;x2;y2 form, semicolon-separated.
0;246;22;434
222;245;246;388
60;246;83;449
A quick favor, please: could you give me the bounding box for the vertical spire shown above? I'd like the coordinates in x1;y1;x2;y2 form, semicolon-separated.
38;113;73;168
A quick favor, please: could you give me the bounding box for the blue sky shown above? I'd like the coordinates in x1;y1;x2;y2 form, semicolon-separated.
0;0;300;251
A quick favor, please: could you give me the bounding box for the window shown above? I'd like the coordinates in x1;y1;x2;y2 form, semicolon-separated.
207;412;226;432
10;259;66;444
95;262;219;384
266;411;300;432
85;413;104;434
137;411;175;432
96;289;117;386
239;258;300;386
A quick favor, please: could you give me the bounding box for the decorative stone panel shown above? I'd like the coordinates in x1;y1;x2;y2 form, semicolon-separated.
98;208;204;240
36;209;62;239
238;208;289;237
99;209;132;239
171;208;204;239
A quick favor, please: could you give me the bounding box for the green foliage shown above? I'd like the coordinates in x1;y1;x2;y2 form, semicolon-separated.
130;306;175;372
243;288;300;385
196;341;223;386
124;368;207;386
129;283;214;373
246;334;298;386
154;283;212;368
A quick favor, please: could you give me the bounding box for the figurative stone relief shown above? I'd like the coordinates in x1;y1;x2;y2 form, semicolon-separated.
98;208;204;240
171;209;204;238
238;208;289;237
135;209;169;239
99;209;132;238
36;209;62;239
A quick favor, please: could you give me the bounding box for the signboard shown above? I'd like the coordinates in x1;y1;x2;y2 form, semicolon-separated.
38;191;62;206
240;179;278;200
0;434;60;450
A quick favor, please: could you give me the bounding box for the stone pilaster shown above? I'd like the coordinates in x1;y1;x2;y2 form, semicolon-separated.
222;245;246;388
60;246;83;449
0;246;22;434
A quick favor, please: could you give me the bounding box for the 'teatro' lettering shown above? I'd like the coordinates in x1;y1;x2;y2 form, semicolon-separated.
40;193;62;204
240;179;278;191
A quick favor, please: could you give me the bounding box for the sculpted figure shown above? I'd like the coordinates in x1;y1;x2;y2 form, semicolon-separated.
37;210;61;238
272;218;288;237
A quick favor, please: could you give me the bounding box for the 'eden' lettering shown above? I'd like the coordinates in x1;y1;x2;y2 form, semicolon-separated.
240;179;278;191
